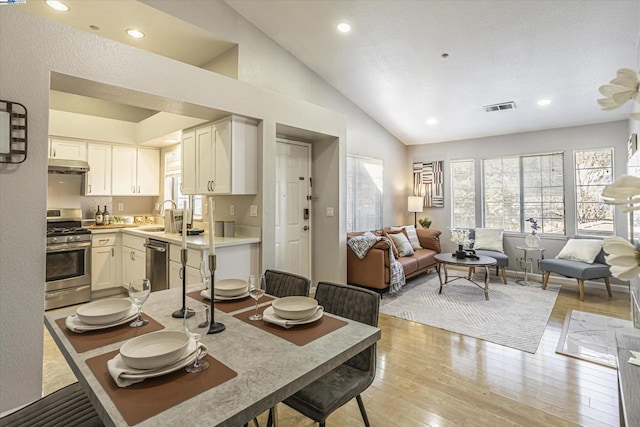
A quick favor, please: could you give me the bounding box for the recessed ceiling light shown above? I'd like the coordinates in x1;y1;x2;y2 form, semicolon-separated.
537;99;551;106
126;29;145;39
45;1;69;12
426;118;438;125
337;22;351;33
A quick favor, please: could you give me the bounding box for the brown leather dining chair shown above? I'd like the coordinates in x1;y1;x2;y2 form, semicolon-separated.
268;281;380;427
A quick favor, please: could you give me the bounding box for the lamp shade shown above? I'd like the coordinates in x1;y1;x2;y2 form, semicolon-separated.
408;196;424;213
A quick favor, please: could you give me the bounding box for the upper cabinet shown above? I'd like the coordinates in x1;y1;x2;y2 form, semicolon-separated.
49;138;86;161
111;146;159;196
182;115;258;195
85;143;112;196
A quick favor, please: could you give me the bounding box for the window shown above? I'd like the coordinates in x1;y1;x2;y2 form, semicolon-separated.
450;159;475;229
482;152;564;234
164;148;202;219
575;148;614;235
346;155;383;232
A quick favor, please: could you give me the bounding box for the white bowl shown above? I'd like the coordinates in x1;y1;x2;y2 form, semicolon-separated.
214;279;248;297
272;296;318;320
120;330;191;370
76;298;132;325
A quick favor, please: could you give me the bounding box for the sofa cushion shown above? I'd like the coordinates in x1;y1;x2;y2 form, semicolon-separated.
410;248;438;270
384;229;409;258
388;231;414;257
391;225;421;250
474;228;504;253
396;256;418;275
556;239;602;264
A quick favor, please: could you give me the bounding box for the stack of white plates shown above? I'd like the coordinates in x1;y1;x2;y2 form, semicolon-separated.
201;279;249;300
272;296;318;320
67;299;137;332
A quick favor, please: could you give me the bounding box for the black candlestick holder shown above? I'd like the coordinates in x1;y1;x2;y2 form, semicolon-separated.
172;248;194;319
207;253;225;334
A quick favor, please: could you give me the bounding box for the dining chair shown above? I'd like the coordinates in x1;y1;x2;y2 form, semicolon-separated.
263;269;311;297
0;382;103;427
268;281;380;427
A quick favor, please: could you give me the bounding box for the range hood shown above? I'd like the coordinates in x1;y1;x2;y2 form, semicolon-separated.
48;158;90;174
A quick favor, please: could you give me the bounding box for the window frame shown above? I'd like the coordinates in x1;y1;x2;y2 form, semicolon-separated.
346;154;383;232
573;147;615;236
450;158;476;229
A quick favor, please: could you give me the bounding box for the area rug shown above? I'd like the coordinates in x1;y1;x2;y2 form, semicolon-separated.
556;309;633;368
380;272;561;353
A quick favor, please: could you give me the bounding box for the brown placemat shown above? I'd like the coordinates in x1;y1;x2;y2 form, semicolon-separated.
86;350;237;426
55;315;165;353
233;306;348;346
186;290;274;313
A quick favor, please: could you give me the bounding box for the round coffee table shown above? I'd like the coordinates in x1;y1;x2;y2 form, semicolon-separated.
434;253;497;300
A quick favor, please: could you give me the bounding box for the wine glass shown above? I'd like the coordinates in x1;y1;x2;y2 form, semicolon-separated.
184;304;210;373
199;261;209;288
248;274;266;321
128;278;151;327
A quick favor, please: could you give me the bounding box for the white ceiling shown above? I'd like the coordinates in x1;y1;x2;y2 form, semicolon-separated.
225;0;640;145
19;0;640;146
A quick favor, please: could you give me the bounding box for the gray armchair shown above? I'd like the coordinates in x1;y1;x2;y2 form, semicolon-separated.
540;236;612;301
272;282;380;427
468;229;508;284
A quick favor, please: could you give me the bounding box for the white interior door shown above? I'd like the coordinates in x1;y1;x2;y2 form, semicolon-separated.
275;140;311;280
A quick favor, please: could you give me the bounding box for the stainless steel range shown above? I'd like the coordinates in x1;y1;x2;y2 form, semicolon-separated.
46;208;91;310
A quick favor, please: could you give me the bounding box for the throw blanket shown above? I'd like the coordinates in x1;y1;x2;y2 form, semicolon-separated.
348;232;406;293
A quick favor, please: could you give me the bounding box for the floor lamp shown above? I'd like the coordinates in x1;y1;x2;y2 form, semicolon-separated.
408;196;424;227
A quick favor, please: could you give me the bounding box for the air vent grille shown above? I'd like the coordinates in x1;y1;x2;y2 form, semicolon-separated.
483;101;516;112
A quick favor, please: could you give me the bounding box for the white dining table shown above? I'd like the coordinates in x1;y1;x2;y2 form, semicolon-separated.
44;285;381;426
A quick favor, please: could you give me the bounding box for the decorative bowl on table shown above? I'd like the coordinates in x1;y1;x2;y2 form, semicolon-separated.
119;330;191;370
214;279;248;297
272;296;318;320
76;298;133;325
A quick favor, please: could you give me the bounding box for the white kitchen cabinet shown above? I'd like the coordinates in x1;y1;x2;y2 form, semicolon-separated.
112;146;159;196
168;244;205;289
181;115;257;195
50;138;87;161
122;235;146;286
91;233;119;291
85;143;112;195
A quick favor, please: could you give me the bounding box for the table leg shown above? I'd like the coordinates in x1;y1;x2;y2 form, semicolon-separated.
483;266;490;300
437;262;444;294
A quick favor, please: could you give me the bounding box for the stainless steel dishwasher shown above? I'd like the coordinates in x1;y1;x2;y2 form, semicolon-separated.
144;238;169;292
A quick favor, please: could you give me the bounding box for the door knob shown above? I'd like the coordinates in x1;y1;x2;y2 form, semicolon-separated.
303;225;309;231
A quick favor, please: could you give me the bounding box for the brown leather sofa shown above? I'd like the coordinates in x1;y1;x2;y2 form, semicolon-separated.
347;228;442;292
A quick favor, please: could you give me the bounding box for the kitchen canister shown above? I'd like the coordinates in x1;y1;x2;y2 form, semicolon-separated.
215;221;224;237
224;221;235;237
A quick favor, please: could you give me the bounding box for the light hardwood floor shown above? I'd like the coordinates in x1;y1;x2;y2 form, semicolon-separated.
44;281;630;426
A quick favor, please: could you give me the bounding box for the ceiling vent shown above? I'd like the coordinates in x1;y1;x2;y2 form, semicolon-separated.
483;101;516;112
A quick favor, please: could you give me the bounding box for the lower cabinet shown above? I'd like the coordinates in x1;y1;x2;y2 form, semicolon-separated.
122;235;146;286
91;234;119;291
169;244;205;289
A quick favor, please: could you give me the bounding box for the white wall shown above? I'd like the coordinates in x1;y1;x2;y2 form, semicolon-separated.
408;121;630;260
143;0;409;227
0;7;350;412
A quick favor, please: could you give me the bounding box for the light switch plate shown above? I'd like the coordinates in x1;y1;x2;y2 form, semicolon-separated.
326;207;334;217
118;203;124;211
250;205;258;217
230;204;235;216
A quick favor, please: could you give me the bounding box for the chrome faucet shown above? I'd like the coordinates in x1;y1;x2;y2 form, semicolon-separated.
159;199;177;217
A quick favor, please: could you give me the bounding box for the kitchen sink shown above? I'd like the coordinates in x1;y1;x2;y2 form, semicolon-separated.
138;226;165;232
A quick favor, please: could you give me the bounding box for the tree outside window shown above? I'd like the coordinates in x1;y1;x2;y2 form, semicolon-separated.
575;148;614;236
450;159;475;229
347;155;383;232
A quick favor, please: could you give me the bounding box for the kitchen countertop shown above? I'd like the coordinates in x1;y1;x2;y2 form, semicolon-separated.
90;225;261;250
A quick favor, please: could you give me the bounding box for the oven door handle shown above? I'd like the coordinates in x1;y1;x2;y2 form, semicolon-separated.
46;242;91;252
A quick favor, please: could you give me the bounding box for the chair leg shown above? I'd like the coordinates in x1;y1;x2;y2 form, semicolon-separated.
604;277;612;297
356;395;371;427
577;279;585;301
542;272;550;289
500;266;507;284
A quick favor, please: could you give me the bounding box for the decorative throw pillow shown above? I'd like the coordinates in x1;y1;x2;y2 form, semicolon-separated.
556;239;603;264
473;228;504;253
387;231;414;257
383;229;409;258
391;225;421;250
